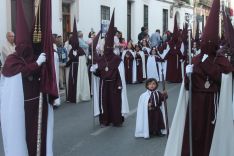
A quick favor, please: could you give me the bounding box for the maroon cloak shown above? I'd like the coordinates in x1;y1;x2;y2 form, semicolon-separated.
135;51;144;82
123;50;134;84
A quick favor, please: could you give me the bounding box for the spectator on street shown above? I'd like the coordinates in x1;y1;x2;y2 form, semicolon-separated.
150;29;162;47
78;31;89;56
56;36;68;90
138;26;147;42
1;31;16;66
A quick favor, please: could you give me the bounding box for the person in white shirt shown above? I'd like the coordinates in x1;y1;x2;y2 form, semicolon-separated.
1;31;16;66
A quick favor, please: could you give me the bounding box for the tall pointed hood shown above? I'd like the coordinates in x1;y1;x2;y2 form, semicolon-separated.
93;31;101;52
15;0;31;46
195;20;200;42
172;14;179;43
97;8;121;70
200;0;220;55
71;18;80;50
223;10;234;51
182;23;188;44
104;9;116;56
92;31;101;63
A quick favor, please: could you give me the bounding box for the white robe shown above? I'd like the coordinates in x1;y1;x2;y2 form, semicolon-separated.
209;73;234;156
233;79;234;120
135;90;166;138
1;73;28;156
76;55;91;103
0;73;54;156
54;52;61;106
180;42;185;80
164;73;234;156
93;61;129;116
147;55;160;81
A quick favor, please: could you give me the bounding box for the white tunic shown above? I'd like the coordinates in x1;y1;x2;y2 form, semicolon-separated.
76;55;91;102
147;55;160;81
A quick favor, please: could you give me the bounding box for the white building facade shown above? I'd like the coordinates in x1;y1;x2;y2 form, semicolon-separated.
0;0;193;47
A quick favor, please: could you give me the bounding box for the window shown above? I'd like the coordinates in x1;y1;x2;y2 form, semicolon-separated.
101;5;110;21
143;5;148;28
163;9;168;33
127;2;132;40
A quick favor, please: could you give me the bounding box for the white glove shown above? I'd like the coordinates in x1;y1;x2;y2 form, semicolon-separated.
73;50;77;56
88;55;92;60
36;53;46;66
202;54;208;62
118;86;122;90
90;64;98;72
186;64;193;74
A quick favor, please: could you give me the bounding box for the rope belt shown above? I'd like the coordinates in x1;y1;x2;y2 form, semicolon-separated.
25;96;40;102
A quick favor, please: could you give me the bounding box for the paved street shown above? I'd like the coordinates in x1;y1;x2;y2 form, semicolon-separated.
0;82;181;156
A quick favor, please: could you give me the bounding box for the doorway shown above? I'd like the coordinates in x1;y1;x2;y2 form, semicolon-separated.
62;3;71;42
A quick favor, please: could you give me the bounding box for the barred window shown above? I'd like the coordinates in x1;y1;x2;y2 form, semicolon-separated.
144;5;148;28
101;5;110;21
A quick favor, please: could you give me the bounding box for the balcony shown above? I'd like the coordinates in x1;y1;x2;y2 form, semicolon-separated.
198;0;212;7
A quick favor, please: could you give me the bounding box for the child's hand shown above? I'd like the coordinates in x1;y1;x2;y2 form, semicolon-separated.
162;91;167;95
162;91;168;99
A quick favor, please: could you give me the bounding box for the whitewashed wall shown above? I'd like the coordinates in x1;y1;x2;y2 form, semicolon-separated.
70;0;127;41
0;0;11;48
0;0;194;48
52;0;63;36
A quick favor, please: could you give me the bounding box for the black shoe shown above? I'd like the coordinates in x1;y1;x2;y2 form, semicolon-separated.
53;105;59;109
157;132;165;137
113;123;123;127
100;123;109;128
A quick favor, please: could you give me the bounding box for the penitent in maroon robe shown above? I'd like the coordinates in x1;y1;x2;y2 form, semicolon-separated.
165;41;183;83
123;50;134;84
95;55;124;126
66;49;85;103
182;53;233;156
2;50;50;156
135;51;144;83
142;47;150;77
